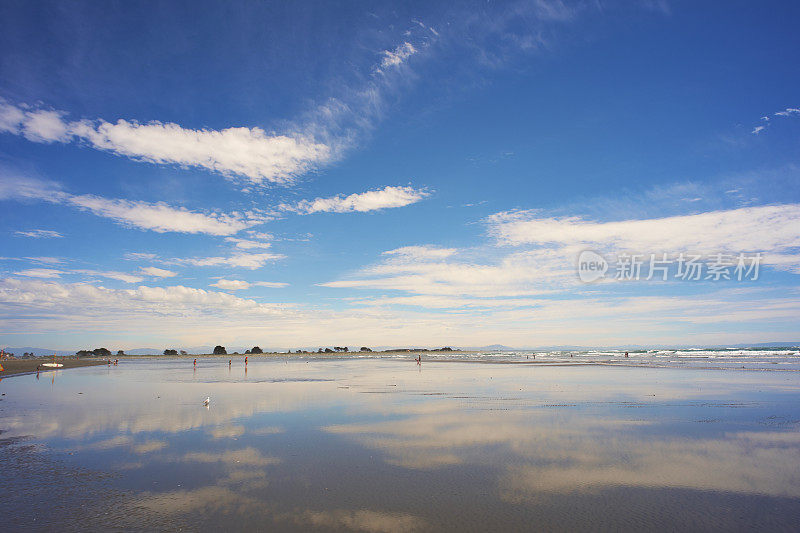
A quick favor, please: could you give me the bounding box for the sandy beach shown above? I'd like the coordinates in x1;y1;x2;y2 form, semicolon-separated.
2;354;800;531
0;358;108;377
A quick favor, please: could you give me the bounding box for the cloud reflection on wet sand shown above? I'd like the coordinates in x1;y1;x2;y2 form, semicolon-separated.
2;359;800;530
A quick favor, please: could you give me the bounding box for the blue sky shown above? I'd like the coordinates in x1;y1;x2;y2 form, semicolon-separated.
1;0;799;350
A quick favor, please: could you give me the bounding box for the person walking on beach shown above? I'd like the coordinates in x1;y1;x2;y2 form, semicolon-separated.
193;358;197;366
229;359;232;367
245;356;248;365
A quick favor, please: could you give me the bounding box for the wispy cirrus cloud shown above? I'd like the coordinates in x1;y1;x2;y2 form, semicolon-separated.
24;256;64;265
383;246;458;261
14;268;64;278
68;194;257;235
378;42;417;71
0;33;428;187
0;10;452;190
210;279;288;290
774;108;800;117
178;252;285;270
123;249;284;272
289;186;429;214
14;229;64;238
8;263;148;283
254;281;289;288
74;270;145;283
488;204;800;263
124;252;158;261
224;237;273;250
322;204;800;301
0;4;610;194
322;247;567;297
139;266;177;278
0;173;261;236
751;106;799;134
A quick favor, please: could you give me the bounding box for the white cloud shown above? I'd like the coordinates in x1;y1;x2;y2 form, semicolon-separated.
180;447;279;467
293;509;426;533
253;281;289;288
0;256;64;265
24;257;64;265
322;247;569;297
179;252;285;270
0;29;437;189
291;186;429;214
0;173;257;236
74;270;144;283
379;42;417;70
66;193;254;235
0;28;440;189
139;266;178;278
0;101;331;184
383;246;458;261
124;252;158;261
1;276;798;348
488;204;800;264
210;279;250;290
22;109;71;142
224;237;273;250
751;106;799;134
14;229;64;238
0;102;25;133
14;268;64;278
774;107;800;117
321;204;800;303
0;277;290;319
246;231;274;240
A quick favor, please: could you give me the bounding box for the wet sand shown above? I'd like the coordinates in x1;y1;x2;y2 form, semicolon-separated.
0;358;108;377
2;357;800;531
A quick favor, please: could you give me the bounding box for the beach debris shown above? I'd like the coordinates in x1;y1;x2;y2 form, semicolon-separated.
203;396;210;406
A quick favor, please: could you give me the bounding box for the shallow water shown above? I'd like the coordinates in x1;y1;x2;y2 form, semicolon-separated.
2;356;800;531
362;348;800;371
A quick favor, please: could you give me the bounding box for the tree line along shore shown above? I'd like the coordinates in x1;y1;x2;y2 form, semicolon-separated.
3;346;458;360
108;346;461;357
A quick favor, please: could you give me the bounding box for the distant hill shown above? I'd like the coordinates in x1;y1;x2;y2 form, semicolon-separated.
1;347;76;357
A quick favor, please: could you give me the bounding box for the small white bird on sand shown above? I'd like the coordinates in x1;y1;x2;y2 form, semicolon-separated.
203;397;210;406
